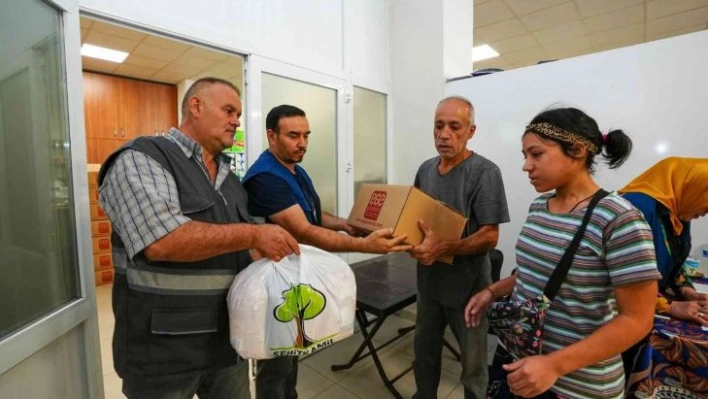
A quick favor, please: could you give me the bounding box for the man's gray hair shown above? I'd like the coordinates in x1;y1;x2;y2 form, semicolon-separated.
181;77;241;121
437;95;475;124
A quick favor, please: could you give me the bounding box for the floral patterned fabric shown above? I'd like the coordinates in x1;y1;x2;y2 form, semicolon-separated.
656;261;696;315
487;295;550;360
627;317;708;398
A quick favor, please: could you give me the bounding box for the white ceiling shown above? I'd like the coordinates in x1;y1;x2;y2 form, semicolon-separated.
80;16;244;89
81;2;708;84
473;0;708;71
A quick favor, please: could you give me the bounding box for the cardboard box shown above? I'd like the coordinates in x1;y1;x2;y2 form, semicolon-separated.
88;187;100;203
91;220;112;237
95;269;114;286
89;202;108;220
87;164;101;188
93;252;113;271
347;184;467;264
87;172;98;188
92;236;112;253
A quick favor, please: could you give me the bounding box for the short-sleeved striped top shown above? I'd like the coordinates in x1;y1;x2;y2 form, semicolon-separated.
511;191;660;399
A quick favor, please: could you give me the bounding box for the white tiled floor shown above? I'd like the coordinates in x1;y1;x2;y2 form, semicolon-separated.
96;284;497;398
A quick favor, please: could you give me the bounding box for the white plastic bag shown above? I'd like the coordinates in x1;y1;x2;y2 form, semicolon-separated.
227;245;356;359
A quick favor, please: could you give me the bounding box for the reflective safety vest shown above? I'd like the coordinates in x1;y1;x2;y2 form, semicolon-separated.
99;136;252;378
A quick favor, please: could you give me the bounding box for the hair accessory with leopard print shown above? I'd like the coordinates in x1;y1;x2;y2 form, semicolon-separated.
526;122;599;154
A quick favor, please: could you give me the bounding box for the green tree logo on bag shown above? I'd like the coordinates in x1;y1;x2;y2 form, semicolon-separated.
272;284;336;355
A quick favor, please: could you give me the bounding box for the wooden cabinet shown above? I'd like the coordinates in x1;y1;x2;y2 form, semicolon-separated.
83;71;178;163
138;82;178;137
117;77;141;139
83;72;120;140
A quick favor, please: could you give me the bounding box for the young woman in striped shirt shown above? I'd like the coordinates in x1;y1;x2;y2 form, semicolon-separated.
465;107;660;398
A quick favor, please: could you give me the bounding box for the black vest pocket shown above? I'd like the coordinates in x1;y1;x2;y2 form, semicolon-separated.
144;307;231;376
180;192;216;215
151;307;218;335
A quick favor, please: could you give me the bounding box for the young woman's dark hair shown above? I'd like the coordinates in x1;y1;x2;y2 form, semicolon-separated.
524;107;632;172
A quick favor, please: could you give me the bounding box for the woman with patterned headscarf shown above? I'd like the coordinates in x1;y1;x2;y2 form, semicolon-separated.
620;157;708;326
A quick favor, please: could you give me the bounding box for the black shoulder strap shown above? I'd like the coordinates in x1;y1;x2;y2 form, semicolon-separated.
544;189;609;300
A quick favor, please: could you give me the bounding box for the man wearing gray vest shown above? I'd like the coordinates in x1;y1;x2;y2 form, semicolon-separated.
99;77;299;399
409;96;510;399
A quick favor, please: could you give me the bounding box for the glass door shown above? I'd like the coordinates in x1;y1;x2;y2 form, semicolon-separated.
246;56;348;219
0;0;102;397
349;86;388;263
260;73;339;214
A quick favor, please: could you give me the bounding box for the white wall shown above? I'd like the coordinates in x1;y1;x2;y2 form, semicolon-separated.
348;0;389;92
445;30;708;276
389;1;446;185
79;0;387;86
389;0;475;185
443;0;473;79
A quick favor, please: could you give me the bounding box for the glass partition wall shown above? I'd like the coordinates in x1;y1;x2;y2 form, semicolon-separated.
353;86;387;193
0;0;100;397
0;0;80;344
261;73;339;214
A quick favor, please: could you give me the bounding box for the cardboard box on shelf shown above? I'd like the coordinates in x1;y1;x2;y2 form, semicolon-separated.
87;164;101;188
347;184;467;264
93;252;113;271
89;202;108;220
90;220;112;237
92;236;112;253
88;187;100;203
95;269;114;286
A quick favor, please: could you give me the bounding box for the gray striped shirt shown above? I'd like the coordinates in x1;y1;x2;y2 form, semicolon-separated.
513;192;660;398
99;128;234;259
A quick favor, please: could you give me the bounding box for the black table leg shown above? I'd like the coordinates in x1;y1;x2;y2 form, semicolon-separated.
331;309;414;399
331;309;384;371
357;311;407;399
364;338;408;398
397;325;415;335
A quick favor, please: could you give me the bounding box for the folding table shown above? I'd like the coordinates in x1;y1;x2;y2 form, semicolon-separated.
331;253;460;398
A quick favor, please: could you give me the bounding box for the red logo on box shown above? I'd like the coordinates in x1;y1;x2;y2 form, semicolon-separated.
98;222;110;234
364;191;387;220
98;254;111;267
98;238;110;250
99;270;112;283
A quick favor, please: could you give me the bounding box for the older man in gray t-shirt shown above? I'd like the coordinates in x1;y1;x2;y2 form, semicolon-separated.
409;96;509;399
